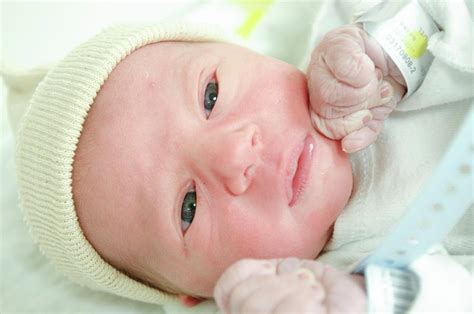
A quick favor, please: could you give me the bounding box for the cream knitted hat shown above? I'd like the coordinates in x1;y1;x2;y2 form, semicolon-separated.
14;22;231;305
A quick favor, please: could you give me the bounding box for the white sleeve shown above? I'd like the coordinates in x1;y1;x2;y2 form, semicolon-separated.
398;0;474;111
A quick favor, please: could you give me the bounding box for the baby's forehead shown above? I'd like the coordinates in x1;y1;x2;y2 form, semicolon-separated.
97;40;246;105
127;39;231;59
118;40;245;71
100;41;214;88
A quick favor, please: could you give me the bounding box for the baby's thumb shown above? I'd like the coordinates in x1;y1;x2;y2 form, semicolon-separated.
310;110;372;140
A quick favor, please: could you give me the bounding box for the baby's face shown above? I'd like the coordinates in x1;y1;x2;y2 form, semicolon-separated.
73;41;352;298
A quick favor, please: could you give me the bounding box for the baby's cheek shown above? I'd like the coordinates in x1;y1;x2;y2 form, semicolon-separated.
215;207;305;264
217;208;268;259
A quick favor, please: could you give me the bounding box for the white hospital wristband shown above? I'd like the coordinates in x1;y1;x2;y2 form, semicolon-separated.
360;0;439;97
365;264;419;313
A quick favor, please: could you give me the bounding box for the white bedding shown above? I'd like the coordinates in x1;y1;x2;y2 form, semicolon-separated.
0;1;324;312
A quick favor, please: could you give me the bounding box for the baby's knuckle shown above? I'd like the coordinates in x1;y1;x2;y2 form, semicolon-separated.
320;80;341;104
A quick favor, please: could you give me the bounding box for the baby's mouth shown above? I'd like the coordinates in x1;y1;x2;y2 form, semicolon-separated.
286;134;315;207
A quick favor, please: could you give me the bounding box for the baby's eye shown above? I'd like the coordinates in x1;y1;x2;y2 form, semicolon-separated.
181;190;196;233
204;80;218;119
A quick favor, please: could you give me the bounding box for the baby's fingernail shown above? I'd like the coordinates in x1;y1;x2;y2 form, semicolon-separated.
343;139;361;153
294;269;316;283
363;115;371;124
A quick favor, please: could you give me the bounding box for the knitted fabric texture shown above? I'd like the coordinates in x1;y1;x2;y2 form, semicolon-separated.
15;22;229;305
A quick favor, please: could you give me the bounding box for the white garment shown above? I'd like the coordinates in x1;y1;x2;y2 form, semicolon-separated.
318;102;472;267
319;100;473;312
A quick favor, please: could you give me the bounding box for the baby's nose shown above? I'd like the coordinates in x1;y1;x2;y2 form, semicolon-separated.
209;124;262;195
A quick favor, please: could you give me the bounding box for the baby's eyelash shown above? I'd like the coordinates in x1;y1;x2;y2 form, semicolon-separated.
198;66;219;119
181;184;197;234
203;78;218;119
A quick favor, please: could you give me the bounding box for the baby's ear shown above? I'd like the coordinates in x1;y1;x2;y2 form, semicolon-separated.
178;295;205;307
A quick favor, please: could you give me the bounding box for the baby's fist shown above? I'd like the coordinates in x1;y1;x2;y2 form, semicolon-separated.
308;24;405;153
213;258;366;314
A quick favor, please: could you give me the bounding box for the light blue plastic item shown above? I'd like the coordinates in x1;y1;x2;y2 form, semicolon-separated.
352;104;472;313
353;104;473;274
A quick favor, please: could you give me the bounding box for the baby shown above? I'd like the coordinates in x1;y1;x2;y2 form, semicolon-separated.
13;0;472;312
74;19;405;299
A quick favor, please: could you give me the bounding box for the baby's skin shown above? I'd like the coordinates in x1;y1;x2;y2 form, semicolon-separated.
212;24;406;312
72;23;404;309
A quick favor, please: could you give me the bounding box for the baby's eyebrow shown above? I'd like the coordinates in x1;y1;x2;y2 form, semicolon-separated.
178;50;201;115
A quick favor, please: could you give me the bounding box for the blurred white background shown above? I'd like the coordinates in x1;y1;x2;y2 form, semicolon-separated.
1;0;251;70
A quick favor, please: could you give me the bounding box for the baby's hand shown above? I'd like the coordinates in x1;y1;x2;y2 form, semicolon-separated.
307;24;406;153
213;258;366;314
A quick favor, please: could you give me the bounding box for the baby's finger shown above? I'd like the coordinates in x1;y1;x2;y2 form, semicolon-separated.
341;124;379;153
288;259;327;279
311;109;372;140
366;119;385;136
234;273;314;313
370;105;394;121
315;102;365;120
213;259;277;312
310;64;379;108
228;275;288;313
272;285;327;313
275;257;305;274
314;80;390;119
322;26;375;88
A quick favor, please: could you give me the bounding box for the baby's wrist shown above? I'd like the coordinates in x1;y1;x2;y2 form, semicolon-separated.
355;1;439;97
357;24;406;88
